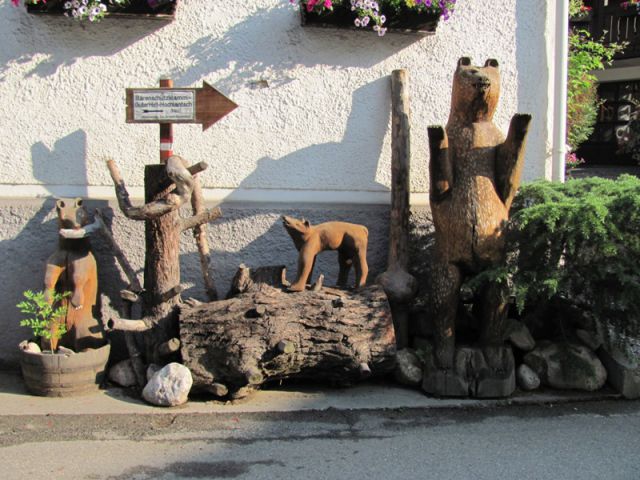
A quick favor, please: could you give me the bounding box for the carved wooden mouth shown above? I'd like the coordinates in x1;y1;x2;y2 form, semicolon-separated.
475;80;491;91
476;80;491;91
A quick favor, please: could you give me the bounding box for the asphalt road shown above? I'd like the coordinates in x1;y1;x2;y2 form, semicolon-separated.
1;400;639;480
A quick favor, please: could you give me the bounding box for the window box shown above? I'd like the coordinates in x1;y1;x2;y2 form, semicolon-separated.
300;4;440;36
26;0;178;22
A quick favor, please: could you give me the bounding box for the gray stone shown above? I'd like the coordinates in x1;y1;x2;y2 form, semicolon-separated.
394;349;423;386
142;363;193;407
575;329;603;351
524;342;607;391
422;345;515;398
146;363;161;382
516;364;540;391
205;383;229;398
506;319;535;352
598;346;640;399
108;359;137;388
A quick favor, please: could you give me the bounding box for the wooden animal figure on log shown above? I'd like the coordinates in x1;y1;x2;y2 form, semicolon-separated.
282;216;369;292
44;198;104;351
427;57;531;369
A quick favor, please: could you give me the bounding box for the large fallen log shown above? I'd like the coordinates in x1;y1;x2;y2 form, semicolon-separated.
179;284;396;396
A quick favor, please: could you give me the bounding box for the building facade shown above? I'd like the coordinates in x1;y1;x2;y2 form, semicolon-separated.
0;0;562;368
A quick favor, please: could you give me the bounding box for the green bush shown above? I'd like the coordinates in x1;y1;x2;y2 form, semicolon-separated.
475;176;640;343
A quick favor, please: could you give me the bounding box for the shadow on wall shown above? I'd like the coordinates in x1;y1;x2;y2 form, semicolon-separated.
0;199;127;369
223;77;391;193
32;129;88;195
175;77;394;299
179;205;391;303
0;4;170;81
171;4;424;94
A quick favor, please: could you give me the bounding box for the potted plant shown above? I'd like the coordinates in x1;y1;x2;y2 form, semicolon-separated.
290;0;458;36
11;0;178;22
17;289;110;397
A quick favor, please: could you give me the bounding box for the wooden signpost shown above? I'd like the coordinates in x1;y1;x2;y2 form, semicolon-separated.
126;80;238;131
104;79;237;388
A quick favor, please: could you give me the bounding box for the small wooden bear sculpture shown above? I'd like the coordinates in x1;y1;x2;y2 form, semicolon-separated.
44;198;104;351
428;57;531;369
282;216;369;291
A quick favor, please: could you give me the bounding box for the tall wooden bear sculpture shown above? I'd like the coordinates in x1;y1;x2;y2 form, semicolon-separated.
427;58;531;382
44;198;104;351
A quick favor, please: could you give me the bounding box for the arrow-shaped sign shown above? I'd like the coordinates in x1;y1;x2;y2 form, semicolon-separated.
126;82;237;131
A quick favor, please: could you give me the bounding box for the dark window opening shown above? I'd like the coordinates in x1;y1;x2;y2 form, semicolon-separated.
576;80;640;166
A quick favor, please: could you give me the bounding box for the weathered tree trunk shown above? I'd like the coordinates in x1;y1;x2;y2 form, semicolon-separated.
179;285;396;395
143;164;181;363
377;69;417;349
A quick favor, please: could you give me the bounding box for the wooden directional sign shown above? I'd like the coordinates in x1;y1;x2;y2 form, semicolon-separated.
126;81;237;131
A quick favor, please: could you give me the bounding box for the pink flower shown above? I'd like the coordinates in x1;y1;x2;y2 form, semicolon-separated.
306;0;318;12
324;0;332;7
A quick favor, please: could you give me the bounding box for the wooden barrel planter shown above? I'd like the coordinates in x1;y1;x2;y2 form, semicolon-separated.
20;343;111;397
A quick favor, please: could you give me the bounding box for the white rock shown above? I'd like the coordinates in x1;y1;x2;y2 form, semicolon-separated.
516;364;540;391
19;341;41;353
142;363;193;407
108;359;137;387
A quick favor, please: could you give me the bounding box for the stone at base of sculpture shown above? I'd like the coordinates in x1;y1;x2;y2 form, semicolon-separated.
282;216;369;291
422;343;515;398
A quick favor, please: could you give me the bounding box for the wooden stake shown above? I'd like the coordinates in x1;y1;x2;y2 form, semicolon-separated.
159;78;174;165
377;69;417;349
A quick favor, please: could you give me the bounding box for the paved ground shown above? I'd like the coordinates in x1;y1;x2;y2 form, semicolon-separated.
1;400;639;479
0;371;621;416
1;371;639;479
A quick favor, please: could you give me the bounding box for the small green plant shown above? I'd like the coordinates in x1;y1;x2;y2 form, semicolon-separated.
17;290;70;352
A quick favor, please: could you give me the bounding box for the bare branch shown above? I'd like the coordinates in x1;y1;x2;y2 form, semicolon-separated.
181;207;222;232
106;317;154;333
106;156;195;221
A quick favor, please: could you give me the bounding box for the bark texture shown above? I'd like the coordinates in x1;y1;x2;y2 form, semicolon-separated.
179;285;396;394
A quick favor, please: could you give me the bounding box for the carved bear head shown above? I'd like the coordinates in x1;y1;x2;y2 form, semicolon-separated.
450;57;501;124
282;216;311;250
56;198;90;230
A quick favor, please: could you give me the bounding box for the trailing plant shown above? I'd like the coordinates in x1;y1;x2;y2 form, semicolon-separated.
569;0;591;19
17;290;70;352
621;0;640;13
290;0;458;36
470;176;640;347
567;28;623;151
565;151;586;175
11;0;172;22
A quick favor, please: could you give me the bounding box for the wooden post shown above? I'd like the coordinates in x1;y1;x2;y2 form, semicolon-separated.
143;164;182;362
377;69;417;349
159;78;174;165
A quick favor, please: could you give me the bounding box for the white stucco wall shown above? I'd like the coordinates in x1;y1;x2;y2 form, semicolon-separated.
0;0;554;204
